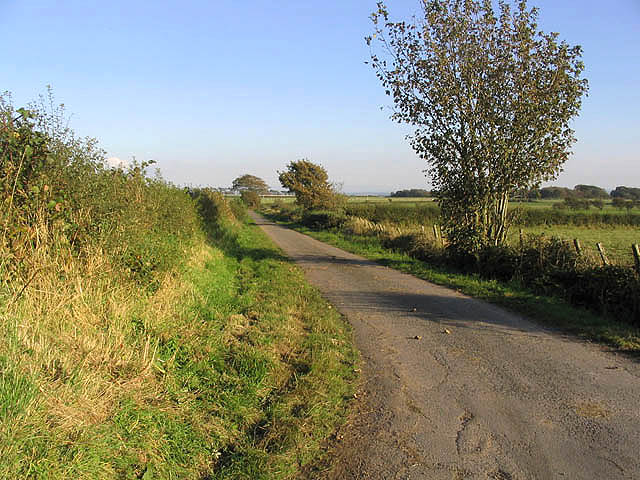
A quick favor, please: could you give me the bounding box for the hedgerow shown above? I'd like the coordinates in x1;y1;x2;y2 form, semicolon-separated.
0;91;199;290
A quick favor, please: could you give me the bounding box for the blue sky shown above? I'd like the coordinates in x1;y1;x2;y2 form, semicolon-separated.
1;0;638;192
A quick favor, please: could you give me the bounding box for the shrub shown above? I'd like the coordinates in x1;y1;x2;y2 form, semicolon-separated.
0;92;201;288
229;197;248;221
568;266;639;322
300;210;347;230
240;190;261;208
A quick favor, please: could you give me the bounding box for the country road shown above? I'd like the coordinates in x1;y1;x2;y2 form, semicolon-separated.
249;212;640;480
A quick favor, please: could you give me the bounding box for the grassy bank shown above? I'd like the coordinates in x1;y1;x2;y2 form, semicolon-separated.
1;209;358;478
260;212;640;354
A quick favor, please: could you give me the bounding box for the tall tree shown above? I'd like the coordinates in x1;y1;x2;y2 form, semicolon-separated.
368;0;588;251
278;159;341;210
611;186;640;200
232;174;269;193
573;184;609;199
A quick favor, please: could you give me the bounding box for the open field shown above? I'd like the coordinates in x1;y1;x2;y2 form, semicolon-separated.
512;225;640;266
512;199;638;214
259;196;437;206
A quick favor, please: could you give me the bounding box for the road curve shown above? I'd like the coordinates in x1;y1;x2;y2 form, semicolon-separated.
250;212;640;480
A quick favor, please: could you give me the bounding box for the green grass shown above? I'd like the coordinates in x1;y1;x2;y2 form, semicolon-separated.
512;224;640;265
0;216;358;479
262;213;640;354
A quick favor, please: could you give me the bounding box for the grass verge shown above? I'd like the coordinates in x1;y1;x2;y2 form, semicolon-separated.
261;213;640;354
0;215;358;479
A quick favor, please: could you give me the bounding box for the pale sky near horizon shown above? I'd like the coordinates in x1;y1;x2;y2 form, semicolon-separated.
1;0;639;193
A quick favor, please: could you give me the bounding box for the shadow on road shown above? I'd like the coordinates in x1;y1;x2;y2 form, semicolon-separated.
325;289;549;337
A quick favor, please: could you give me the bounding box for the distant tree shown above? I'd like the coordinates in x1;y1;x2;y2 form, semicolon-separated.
573;184;609;199
278;159;343;211
611;186;640;201
368;0;588;250
390;189;432;198
526;188;541;201
232;174;269;193
540;187;574;199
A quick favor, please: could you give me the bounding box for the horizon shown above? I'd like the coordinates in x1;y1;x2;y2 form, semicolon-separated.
2;0;639;192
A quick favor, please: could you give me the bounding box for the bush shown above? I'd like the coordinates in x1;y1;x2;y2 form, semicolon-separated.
240;190;261;208
229;197;248;221
0;92;201;288
412;232;640;326
300;210;347;230
568;266;640;321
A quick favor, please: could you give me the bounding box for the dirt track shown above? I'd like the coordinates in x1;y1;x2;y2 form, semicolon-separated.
250;212;640;480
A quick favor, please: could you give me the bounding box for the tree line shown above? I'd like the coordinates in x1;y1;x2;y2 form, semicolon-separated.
516;185;640;200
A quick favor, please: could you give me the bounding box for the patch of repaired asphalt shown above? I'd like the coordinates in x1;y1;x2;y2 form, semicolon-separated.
250;212;640;480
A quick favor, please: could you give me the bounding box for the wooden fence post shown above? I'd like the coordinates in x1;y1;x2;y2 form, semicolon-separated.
573;239;582;255
632;244;640;272
596;243;609;266
438;225;445;247
433;224;439;241
519;228;524;248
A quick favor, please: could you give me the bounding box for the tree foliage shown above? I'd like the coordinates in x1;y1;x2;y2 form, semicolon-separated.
232;174;269;193
611;186;640;200
240;190;261;208
278;159;343;211
390;189;432;198
539;186;574;199
368;0;588;251
573;184;609;199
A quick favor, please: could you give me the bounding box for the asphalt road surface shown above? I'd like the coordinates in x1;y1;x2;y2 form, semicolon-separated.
250;212;640;480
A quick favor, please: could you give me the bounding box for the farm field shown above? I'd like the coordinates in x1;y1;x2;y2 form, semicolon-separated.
512;199;633;214
331;197;640;265
514;225;640;266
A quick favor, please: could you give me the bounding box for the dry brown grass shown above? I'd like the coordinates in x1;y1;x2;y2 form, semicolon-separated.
1;230;211;441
